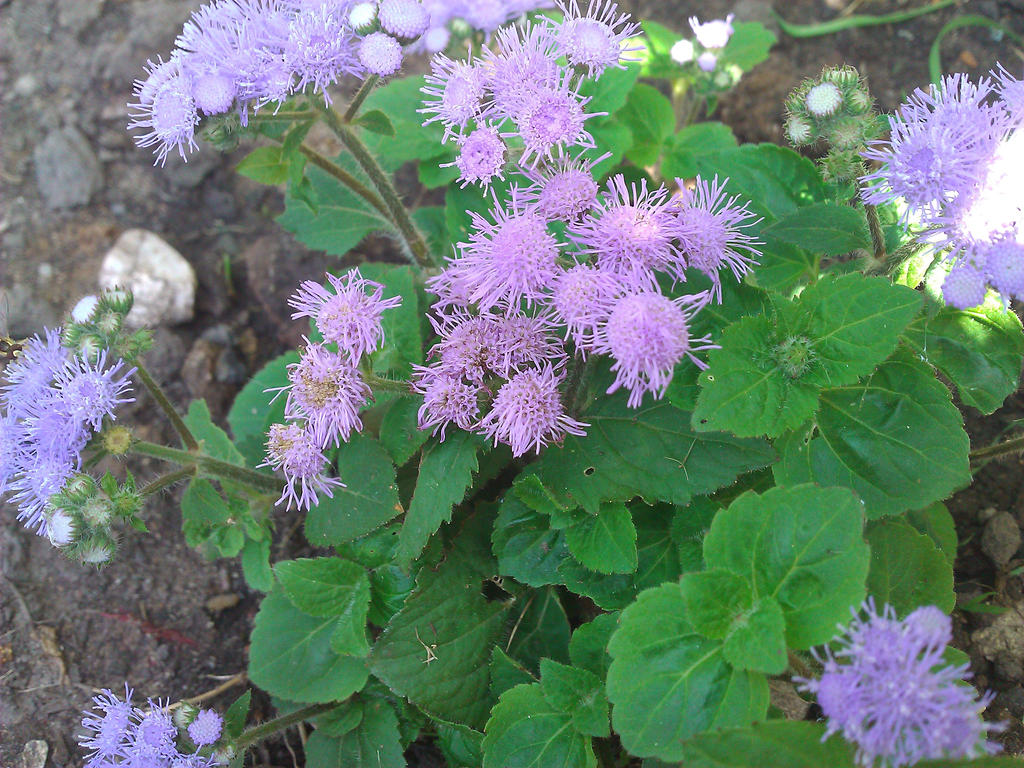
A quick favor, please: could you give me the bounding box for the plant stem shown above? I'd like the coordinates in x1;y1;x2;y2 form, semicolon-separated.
787;651;813;679
365;372;412;395
234;702;339;751
250;110;318;123
970;435;1024;463
141;466;197;496
295;144;391;218
129;441;284;495
863;202;887;266
318;102;434;269
134;362;199;451
773;0;956;38
342;74;379;123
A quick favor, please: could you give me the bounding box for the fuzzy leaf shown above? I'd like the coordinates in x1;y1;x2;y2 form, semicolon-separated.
564;502;638;574
482;684;597;768
866;519;955;615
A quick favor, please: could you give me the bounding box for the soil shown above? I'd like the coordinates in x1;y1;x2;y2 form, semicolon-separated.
2;0;1023;765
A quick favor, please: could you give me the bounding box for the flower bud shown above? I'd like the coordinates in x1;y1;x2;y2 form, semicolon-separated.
775;336;815;379
805;82;843;118
99;287;134;316
174;703;199;730
102;425;133;456
670;39;695;65
785;116;815;146
76;533;117;565
45;508;78;547
348;2;378;35
71;295;100;323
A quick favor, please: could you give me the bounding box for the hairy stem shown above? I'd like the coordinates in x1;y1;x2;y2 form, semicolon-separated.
295;144;391;218
365;372;412;395
970;435;1024;463
787;651;813;679
129;441;284;495
342;74;379;122
141;466;198;496
234;702;339;751
318;102;434;269
863;202;887;266
134;362;199;451
250;110;318;122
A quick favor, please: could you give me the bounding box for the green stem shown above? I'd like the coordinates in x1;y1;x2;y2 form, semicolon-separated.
295;144;391;218
787;651;813;679
234;702;339;751
129;441;284;495
773;0;956;38
365;373;412;395
134;362;199;451
249;110;318;123
141;466;197;496
342;74;379;123
970;435;1024;464
318;102;434;270
863;202;887;266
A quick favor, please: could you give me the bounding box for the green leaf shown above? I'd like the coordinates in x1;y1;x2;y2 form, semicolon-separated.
578;62;641;116
720;598;787;675
435;720;484;768
585;118;634;175
905;502;958;565
248;590;368;703
493;495;570;587
445;179;511;244
703;484;870;649
223;690;251;739
241;537;274;592
539;659;609;738
763;202;871;254
369;552;507;728
358;263;422;375
679;569;753;639
379;396;430;466
527;393;774;515
277;153;392;257
395;432;482;567
557;558;634;610
902;301;1024;414
482;684;597;768
634;503;684;591
569;612;619;680
236;145;290;185
753;237;818;294
506;587;571;674
619;83;676;166
369;564;415;627
180;478;246;556
412;204;451;261
305;699;405;768
564;502;638;575
638;20;686;79
607;583;769;762
305;433;402;546
775;352;971;518
866;519;955;615
227;352;298;467
491;646;537;699
679;721;855;767
360;75;449;169
275;557;371;655
354;108;395;136
662;123;738;180
720;21;777;72
418;157;460;189
184;399;245;465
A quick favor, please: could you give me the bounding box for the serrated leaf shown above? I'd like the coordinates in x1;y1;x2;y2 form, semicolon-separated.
275;557;371;655
241;537;274;592
379;396;430;466
578;61;641;116
368;564;414;627
223;690;251;739
703;484;870;649
557;558;635;610
721;597;787;674
493;495;570;587
905;502;958;566
903;301;1024;414
866;519;955;615
679;569;753;639
491;645;537;699
620;83;676;166
763;202;871;254
360;75;449;170
539;659;609;738
607;583;768;762
506;587;571;674
369;552;507;728
482;684;597;768
305;699;405;768
355;108;395;136
679;721;855;767
662;122;738;180
720;21;777;72
527;393;774;515
585;117;634;175
236;145;290;185
227;352;298;467
184;399;246;465
358;263;422;375
435;720;484;768
248;590;368;703
395;432;482;566
568;612;619;680
564;502;638;574
305;434;402;547
775;352;971;518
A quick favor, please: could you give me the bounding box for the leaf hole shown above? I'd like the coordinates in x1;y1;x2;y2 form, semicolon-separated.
583;466;596;476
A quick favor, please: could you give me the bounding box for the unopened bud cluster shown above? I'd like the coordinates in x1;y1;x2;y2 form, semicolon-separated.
45;471;143;565
63;287;152;363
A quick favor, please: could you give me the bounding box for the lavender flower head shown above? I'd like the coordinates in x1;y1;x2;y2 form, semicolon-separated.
689;13;735;49
518;151;607;222
419;55;487;139
412;366;481;439
260;422;344;511
451;123;508;188
128;58;199;165
359;31;404;76
796;601;1001;767
289;269;403;363
187;709;224;747
552;0;641;78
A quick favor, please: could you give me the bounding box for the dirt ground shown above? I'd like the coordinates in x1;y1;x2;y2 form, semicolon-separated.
1;0;1023;765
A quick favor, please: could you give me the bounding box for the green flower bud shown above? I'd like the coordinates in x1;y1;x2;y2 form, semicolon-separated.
775;336;816;379
786;116;815;147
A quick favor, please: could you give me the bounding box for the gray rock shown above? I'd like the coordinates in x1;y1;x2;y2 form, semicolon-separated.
163;149;223;189
98;229;196;328
57;0;104;32
1;284;59;339
33;127;103;209
981;511;1021;567
18;740;47;768
973;604;1024;682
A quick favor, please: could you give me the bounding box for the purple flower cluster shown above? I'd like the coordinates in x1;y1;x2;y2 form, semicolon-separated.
797;601;1001;767
261;269;401;510
1;330;134;541
129;0;431;164
80;687;224;767
861;68;1024;309
420;1;640;185
413;0;554;53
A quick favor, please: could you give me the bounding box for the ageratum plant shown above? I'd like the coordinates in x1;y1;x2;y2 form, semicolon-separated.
3;0;1023;766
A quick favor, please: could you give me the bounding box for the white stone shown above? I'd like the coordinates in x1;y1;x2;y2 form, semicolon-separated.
99;229;196;328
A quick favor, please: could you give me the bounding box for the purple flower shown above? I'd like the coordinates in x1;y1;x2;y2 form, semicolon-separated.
514;75;597;167
420;55;487;138
597;291;712;408
284;4;363;104
483;23;562;119
519;151;607;222
796;601;1001;767
2;328;67;418
981;232;1024;301
51;351;136;433
378;0;429;41
568;175;679;288
81;688;135;763
995;64;1024;125
187;709;223;747
412;366;481;438
696;51;717;72
274;342;370;448
551;264;623;352
0;416;24;495
443;197;561;312
689;14;734;49
427;311;498;381
942;257;989;310
552;0;640;77
489;313;567;377
260;422;344;510
674;176;761;300
128;57;199;165
288;269;403;363
450;123;507;188
359;31;404;76
478;365;587;456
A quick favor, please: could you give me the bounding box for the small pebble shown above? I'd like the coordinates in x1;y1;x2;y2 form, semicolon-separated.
981;511;1021;568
